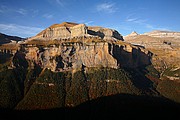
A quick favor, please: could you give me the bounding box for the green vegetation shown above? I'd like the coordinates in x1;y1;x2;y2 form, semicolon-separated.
0;52;12;64
16;69;67;109
24;64;42;95
145;65;160;78
0;51;28;108
87;68;141;96
0;69;25;108
0;63;163;109
15;67;152;109
66;71;89;106
163;67;180;77
157;80;180;103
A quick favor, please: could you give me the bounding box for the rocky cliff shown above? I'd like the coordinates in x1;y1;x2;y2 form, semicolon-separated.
23;41;151;72
0;22;151;72
124;31;180;80
29;22;123;41
0;23;179;112
144;30;180;38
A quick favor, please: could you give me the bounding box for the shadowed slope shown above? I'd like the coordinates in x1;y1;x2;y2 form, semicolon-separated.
1;94;179;120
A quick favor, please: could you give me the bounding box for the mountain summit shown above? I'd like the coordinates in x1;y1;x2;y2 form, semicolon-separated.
29;22;123;41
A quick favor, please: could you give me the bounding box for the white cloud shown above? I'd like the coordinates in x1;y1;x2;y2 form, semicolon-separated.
126;15;147;24
56;0;64;6
125;14;170;32
43;13;54;19
145;24;170;31
31;9;39;17
126;18;138;22
0;5;28;16
96;2;117;13
48;0;65;7
85;21;94;25
0;24;43;38
16;8;27;15
0;5;9;13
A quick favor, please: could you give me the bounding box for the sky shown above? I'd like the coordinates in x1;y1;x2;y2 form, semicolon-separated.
0;0;180;38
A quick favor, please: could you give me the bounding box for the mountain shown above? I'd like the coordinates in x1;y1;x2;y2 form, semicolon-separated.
124;30;180;103
0;23;179;119
18;22;150;71
143;30;180;38
28;22;123;41
0;32;23;45
123;31;139;40
124;30;180;69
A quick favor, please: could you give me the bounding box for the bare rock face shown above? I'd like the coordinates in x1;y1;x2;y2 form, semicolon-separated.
29;22;123;41
87;26;122;40
124;31;139;40
23;41;151;72
144;30;180;38
124;31;180;72
0;22;152;72
71;24;87;38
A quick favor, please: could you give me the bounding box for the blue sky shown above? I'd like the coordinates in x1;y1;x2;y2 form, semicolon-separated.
0;0;180;38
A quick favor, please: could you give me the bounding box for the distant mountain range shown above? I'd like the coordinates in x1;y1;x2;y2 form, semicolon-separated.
0;32;23;45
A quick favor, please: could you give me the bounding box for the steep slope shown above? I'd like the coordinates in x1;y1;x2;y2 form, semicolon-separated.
144;30;180;38
124;31;180;70
0;33;23;45
124;30;180;103
0;22;178;111
28;22;123;41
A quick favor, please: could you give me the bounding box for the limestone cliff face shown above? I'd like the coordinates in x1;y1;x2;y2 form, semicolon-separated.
124;31;180;72
144;30;180;38
29;22;123;41
0;22;152;72
25;42;117;71
24;41;151;71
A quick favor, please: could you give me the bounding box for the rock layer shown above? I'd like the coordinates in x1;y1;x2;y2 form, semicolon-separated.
29;22;123;41
23;41;151;71
0;22;152;72
124;31;180;73
144;30;180;38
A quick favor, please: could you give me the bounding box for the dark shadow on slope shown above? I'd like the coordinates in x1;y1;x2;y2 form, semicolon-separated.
0;51;12;64
109;43;158;92
0;32;23;45
109;43;152;68
87;30;105;39
123;68;156;93
0;94;179;120
70;94;180;119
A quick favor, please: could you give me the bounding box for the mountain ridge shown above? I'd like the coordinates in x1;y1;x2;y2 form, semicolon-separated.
30;22;123;41
0;22;179;112
0;32;23;45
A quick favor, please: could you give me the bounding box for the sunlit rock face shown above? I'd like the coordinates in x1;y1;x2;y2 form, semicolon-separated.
124;30;180;72
144;30;180;38
0;22;152;72
23;41;151;72
29;22;123;41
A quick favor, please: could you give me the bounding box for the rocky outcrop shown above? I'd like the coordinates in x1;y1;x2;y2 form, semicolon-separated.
87;26;123;40
124;31;139;40
24;42;117;71
0;22;152;72
124;31;180;72
144;30;180;38
23;41;151;71
71;24;87;38
29;22;123;41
